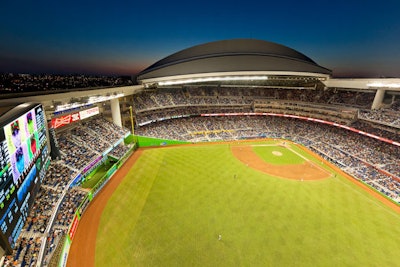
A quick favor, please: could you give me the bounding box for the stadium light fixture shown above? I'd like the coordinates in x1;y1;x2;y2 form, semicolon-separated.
158;75;269;86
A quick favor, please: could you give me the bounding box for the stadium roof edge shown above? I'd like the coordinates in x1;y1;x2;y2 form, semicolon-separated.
324;78;400;91
0;85;143;107
140;71;330;86
137;39;332;84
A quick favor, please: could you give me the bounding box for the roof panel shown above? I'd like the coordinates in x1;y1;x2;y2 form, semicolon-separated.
137;39;331;82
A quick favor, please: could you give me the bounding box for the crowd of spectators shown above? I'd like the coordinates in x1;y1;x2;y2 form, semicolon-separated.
4;116;131;267
137;106;251;126
41;163;79;190
135;115;400;203
56;116;130;173
133;86;375;110
24;187;61;234
132;86;400;147
3;184;61;267
391;100;400;111
40;187;89;265
42;229;64;266
359;109;400;128
57;133;99;171
53;188;87;229
0;73;133;94
132;87;375;125
350;120;400;142
70;126;111;153
81;117;130;145
311;142;399;200
109;145;131;159
2;237;41;267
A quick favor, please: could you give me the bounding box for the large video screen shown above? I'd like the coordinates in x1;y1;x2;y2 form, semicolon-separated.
0;104;50;252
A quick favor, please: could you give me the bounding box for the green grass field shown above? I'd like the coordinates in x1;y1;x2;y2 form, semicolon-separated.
95;141;400;266
81;160;115;189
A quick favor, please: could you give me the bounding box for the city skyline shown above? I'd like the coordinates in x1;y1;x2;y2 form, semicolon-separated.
1;0;399;78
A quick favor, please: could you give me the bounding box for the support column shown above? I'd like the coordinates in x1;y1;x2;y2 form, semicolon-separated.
371;88;385;109
111;98;122;127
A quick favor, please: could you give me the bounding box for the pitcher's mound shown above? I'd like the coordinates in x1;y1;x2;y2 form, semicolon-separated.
272;151;283;156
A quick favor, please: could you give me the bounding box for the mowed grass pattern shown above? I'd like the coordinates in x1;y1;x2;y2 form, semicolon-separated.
96;142;400;267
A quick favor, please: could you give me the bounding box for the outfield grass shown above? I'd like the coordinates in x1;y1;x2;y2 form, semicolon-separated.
96;141;400;267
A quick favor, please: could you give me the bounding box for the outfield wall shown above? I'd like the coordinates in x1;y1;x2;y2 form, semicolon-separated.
136;135;190;147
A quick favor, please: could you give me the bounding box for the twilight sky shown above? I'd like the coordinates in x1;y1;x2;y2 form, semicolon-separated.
1;0;399;77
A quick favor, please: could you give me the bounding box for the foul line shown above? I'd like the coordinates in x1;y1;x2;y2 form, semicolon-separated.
285;146;332;178
335;177;400;218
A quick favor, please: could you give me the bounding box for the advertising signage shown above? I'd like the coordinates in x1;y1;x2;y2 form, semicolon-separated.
51;106;99;129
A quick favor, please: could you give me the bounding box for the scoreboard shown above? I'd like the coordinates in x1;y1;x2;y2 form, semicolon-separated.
0;103;50;253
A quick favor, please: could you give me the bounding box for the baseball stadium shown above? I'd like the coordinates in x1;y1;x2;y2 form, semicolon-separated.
0;39;400;267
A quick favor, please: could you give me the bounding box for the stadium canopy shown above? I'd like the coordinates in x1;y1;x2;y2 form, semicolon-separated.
136;39;332;87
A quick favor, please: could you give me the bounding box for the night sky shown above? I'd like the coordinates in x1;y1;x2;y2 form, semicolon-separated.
1;0;399;77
